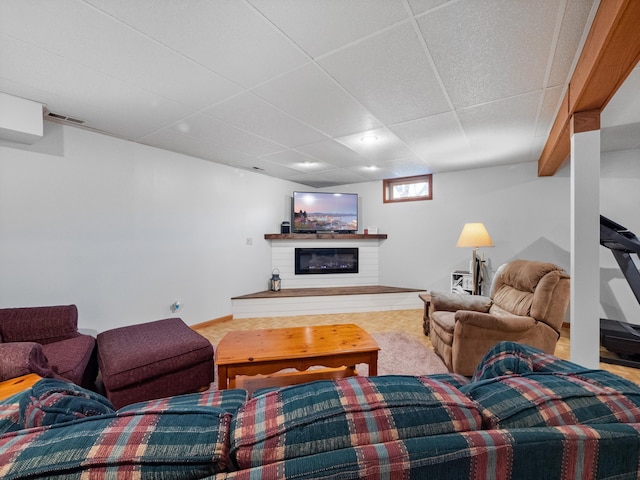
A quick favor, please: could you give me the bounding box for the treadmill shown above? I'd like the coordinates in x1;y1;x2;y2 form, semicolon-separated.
600;215;640;368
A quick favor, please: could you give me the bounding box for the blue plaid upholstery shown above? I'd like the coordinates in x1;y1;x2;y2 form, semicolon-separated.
118;386;248;415
464;342;640;429
0;381;248;479
217;423;640;480
19;378;115;428
230;375;482;469
0;408;232;479
472;341;588;382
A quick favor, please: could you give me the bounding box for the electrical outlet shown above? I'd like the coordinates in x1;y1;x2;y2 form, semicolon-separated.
246;237;253;245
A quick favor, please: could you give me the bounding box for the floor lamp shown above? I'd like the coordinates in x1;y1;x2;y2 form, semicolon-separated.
456;223;494;295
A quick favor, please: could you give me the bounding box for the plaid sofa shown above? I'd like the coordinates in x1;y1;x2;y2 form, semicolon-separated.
3;342;640;479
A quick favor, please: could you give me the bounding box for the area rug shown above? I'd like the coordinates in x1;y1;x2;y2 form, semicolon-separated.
357;331;449;376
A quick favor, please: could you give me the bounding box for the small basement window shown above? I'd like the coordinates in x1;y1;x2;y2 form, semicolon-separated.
383;174;432;203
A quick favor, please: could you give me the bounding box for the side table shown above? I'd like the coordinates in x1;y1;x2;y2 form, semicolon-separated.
419;293;431;336
0;373;42;401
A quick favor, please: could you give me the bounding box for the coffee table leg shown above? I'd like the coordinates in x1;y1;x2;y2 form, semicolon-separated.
369;352;378;376
217;366;228;390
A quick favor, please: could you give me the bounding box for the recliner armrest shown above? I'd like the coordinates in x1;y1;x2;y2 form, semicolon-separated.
430;291;492;313
454;311;537;332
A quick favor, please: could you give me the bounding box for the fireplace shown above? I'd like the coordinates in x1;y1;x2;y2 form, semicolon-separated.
295;248;358;275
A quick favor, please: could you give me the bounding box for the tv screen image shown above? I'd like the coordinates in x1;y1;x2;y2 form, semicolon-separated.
292;192;358;233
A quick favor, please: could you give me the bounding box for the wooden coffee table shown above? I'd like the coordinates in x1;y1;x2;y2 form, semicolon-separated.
215;323;379;391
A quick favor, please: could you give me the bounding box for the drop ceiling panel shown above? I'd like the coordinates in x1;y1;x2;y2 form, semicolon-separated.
377;155;436;178
141;128;252;165
547;0;596;87
2;1;240;110
295;139;369;166
390;111;470;171
252;63;382;137
458;91;541;165
535;85;564;137
204;92;328;147
0;36;194;139
247;0;410;58
336;127;416;162
259;150;335;173
150;113;285;157
418;0;559;108
84;0;309;88
407;0;452;16
319;23;450;125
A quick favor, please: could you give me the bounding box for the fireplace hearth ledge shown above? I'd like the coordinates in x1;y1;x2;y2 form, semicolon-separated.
231;285;426;318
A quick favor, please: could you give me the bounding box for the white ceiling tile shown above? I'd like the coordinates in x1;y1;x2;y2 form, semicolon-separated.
140;128;252;164
535;85;563;137
547;0;597;87
247;0;409;58
295;139;368;166
204;92;328;147
0;36;194;139
407;0;451;15
259;150;335;173
164;113;285;157
84;0;309;88
418;0;559;108
390;111;471;169
300;168;369;186
252;63;382;137
458;91;541;165
319;23;450;125
231;157;304;179
2;1;240;110
377;156;435;178
336;127;415;162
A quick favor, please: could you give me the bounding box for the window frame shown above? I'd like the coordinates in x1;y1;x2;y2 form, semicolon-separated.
383;174;433;203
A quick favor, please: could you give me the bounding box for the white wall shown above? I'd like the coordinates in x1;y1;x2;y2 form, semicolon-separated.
0;123;298;332
2;121;640;333
345;161;572;294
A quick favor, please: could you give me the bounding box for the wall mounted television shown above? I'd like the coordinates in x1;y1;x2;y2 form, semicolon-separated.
292;191;358;233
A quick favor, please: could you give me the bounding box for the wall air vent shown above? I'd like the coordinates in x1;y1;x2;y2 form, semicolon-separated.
45;110;85;125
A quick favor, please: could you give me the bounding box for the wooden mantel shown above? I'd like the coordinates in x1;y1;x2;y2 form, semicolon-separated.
264;233;387;240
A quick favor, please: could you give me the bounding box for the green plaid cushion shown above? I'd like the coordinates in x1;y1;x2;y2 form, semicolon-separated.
0;407;232;479
19;379;115;428
230;375;482;469
0;394;22;435
218;423;640;480
117;387;247;415
463;370;640;429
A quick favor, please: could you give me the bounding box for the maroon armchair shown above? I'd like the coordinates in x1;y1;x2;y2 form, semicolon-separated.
0;305;98;389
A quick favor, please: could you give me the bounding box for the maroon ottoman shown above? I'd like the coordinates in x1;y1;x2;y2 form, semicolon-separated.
97;317;214;409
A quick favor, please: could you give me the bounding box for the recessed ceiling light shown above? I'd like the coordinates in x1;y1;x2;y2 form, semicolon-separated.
360;135;378;144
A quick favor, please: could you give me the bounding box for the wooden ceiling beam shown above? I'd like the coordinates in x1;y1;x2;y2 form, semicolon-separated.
538;0;640;176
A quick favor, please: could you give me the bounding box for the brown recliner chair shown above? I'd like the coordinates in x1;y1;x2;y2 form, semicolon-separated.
428;259;570;376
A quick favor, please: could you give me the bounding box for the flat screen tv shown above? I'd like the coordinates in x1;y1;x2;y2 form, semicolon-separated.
292;191;358;233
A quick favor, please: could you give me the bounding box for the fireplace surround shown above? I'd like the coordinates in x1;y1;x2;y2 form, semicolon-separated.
295;248;358;275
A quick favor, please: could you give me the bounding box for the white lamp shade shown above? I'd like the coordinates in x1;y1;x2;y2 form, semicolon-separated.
456;223;494;248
